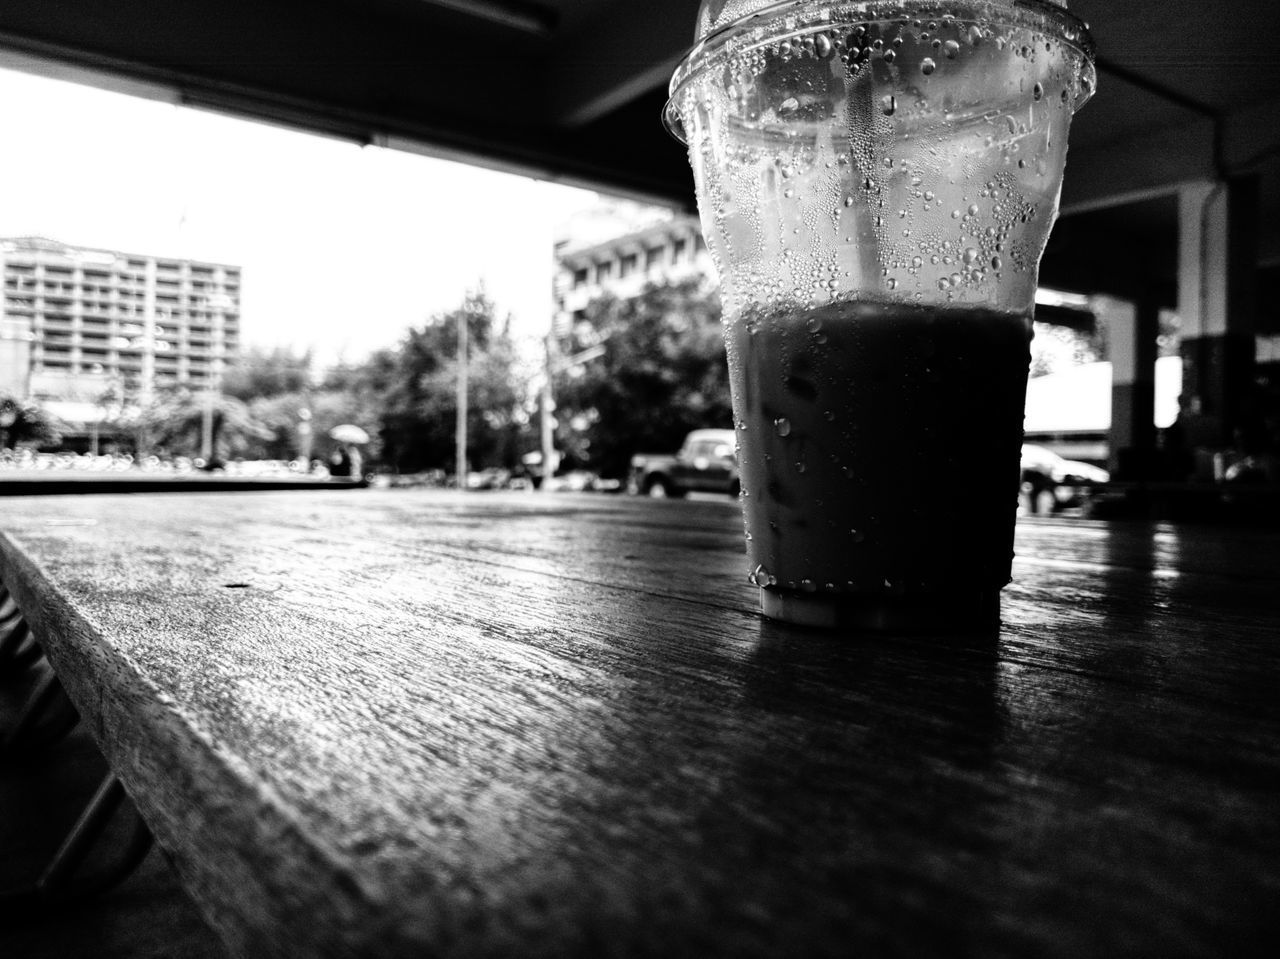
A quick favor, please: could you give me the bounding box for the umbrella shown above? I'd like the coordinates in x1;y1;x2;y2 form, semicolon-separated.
329;424;370;445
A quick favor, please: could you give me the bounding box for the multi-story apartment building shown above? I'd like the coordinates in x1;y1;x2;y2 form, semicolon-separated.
552;213;714;340
0;237;241;408
537;211;717;476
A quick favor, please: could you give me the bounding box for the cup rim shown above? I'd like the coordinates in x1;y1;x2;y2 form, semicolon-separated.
662;0;1097;144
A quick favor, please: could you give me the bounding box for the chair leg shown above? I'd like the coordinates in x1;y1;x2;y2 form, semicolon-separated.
0;613;31;674
1;585;45;678
1;669;79;758
37;774;155;898
0;773;155;915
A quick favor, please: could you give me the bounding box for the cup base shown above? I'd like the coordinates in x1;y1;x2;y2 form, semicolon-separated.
759;587;1000;632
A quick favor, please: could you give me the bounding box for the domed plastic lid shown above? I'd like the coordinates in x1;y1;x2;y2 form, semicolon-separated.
693;0;1071;44
667;0;1095;142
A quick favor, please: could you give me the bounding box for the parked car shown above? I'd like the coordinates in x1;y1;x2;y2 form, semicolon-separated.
628;429;740;498
1021;443;1110;512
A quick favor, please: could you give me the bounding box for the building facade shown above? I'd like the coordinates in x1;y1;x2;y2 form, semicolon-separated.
552;214;715;339
0;237;241;407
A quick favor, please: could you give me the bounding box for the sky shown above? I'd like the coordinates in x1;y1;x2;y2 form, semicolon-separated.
0;64;638;367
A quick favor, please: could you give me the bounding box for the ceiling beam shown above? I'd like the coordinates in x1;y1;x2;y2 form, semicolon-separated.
545;0;693;127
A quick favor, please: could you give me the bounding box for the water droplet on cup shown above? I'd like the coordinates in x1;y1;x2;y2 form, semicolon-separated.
880;95;896;116
774;418;792;437
943;40;960;59
920;58;936;76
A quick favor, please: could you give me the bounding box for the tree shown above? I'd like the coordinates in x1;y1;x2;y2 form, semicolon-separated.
0;394;61;449
222;346;315;401
246;388;385;465
376;289;533;473
552;279;731;478
133;387;272;464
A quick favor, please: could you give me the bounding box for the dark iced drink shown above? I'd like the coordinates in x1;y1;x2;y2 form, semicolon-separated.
727;301;1031;627
664;1;1095;627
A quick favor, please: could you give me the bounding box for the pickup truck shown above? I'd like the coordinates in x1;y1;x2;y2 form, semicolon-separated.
628;429;740;498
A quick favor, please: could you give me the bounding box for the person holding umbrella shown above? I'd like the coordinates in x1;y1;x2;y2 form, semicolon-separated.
328;424;368;479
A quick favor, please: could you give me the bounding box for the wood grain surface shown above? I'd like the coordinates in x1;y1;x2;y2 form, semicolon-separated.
1;490;1278;958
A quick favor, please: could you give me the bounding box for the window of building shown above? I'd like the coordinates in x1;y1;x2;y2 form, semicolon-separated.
673;237;688;260
596;260;613;282
646;247;666;270
619;253;638;277
572;267;589;287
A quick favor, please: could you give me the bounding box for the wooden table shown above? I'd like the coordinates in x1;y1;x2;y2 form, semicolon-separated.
1;490;1277;958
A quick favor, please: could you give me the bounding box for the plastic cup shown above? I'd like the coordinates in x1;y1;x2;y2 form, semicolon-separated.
664;1;1096;629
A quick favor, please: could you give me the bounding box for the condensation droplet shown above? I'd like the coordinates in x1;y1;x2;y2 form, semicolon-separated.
774;417;792;437
880;95;896;116
920;58;936;76
943;39;960;59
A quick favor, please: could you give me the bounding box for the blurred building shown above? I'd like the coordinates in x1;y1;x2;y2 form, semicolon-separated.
0;315;33;398
552;212;714;339
0;237;241;405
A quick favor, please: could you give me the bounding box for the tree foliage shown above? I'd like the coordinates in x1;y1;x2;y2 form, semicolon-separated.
0;394;60;449
376;289;531;473
133;387;273;462
222;346;315;401
552;279;731;478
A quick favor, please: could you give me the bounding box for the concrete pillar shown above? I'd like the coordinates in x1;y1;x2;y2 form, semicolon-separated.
1177;178;1258;449
1102;295;1159;477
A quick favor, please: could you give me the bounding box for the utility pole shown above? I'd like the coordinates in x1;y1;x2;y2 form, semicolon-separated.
456;308;468;490
540;333;559;486
538;339;606;490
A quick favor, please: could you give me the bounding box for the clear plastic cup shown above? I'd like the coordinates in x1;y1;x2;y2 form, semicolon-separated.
665;1;1096;629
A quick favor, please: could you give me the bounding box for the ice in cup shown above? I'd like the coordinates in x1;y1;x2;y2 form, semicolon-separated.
664;1;1096;628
